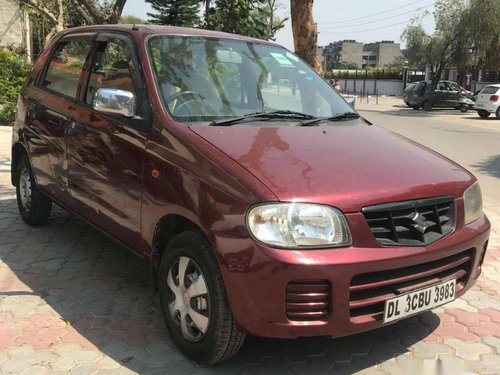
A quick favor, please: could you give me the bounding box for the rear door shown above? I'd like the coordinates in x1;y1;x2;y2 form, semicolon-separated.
26;35;94;204
66;33;150;253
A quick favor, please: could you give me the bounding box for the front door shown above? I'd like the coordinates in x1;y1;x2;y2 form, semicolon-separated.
66;34;149;253
433;82;448;107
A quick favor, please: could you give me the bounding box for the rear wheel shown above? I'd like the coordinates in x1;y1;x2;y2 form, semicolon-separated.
158;231;245;364
15;155;52;226
496;107;500;119
478;110;490;119
459;104;468;113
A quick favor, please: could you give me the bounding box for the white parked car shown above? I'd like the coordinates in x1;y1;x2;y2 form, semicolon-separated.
475;84;500;119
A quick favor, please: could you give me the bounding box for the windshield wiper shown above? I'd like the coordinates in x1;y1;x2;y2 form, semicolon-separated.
298;112;360;126
209;110;317;126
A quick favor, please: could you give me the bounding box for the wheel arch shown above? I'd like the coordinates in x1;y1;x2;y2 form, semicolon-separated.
150;213;209;289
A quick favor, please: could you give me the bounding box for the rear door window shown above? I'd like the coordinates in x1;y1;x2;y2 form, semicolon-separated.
42;39;93;98
415;82;426;91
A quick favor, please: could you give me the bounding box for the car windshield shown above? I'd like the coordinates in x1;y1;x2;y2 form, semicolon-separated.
148;35;354;123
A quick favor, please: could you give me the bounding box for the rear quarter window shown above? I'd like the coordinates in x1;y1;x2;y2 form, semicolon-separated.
404;84;415;92
480;86;500;95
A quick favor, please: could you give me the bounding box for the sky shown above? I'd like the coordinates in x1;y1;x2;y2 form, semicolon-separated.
123;0;437;50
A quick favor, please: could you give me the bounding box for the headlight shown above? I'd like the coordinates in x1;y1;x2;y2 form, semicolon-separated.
463;182;483;224
246;203;351;249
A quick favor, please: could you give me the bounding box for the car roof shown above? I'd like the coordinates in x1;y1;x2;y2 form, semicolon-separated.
59;24;281;47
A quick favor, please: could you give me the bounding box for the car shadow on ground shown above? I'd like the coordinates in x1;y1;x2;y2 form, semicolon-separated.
472;154;500;179
0;197;441;374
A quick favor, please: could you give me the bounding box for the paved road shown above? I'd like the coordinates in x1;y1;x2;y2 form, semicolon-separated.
1;106;500;374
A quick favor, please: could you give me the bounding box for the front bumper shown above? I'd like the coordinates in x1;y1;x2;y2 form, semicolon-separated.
217;212;490;338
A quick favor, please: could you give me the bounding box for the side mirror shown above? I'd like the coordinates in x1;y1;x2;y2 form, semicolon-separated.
92;88;135;118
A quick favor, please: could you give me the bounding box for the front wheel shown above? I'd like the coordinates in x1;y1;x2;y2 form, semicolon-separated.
15;155;52;226
459;104;469;113
158;231;245;364
478;110;490;119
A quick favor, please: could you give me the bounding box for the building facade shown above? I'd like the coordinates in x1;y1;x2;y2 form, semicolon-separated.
362;41;401;69
0;0;31;60
321;40;402;70
323;40;364;70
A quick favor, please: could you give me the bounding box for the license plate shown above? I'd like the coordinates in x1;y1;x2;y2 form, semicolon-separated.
383;279;456;323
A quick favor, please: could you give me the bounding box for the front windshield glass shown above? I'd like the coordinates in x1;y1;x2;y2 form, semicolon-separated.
148;35;354;123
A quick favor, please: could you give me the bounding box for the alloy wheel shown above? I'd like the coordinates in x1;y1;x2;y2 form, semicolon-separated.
167;256;210;342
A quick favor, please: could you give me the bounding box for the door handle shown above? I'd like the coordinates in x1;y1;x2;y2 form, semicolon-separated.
27;101;39;119
69;121;87;136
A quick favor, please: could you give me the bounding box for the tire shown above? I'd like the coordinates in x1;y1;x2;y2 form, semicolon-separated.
15;154;52;226
421;100;430;111
496;107;500;119
478;110;490;119
459;104;468;113
158;231;245;364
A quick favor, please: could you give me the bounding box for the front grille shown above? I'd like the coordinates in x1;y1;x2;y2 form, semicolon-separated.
362;197;455;246
286;280;330;321
349;249;473;323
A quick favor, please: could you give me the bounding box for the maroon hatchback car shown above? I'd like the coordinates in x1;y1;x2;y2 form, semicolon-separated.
12;25;490;364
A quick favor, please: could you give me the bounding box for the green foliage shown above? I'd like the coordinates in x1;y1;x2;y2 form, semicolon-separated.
0;104;16;126
0;48;31;125
387;55;408;70
119;14;148;24
146;0;201;26
324;68;402;80
337;61;360;70
403;0;500;72
205;0;275;39
467;0;500;69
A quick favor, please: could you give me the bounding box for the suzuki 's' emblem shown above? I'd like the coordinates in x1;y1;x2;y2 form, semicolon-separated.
410;212;430;233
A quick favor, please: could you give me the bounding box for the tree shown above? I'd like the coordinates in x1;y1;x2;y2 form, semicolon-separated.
290;0;321;74
69;0;128;24
387;55;408;70
205;0;276;39
264;0;287;41
403;0;471;110
403;0;500;109
119;14;148;24
146;0;201;26
20;0;64;45
467;0;500;70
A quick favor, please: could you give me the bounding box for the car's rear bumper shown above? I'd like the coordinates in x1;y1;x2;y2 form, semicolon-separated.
475;102;499;113
217;213;490;338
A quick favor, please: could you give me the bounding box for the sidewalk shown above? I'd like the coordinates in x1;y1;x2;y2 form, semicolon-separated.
0;125;499;374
